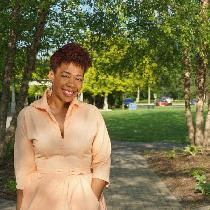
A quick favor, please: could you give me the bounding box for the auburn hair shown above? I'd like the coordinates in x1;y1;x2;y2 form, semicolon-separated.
50;43;92;72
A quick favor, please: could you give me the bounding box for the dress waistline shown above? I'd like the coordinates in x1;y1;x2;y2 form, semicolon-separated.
37;167;92;176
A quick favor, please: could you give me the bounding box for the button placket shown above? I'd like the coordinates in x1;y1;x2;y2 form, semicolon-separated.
67;168;81;176
37;173;42;178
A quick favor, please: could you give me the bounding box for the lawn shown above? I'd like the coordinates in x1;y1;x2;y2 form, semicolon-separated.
102;106;210;208
102;107;190;143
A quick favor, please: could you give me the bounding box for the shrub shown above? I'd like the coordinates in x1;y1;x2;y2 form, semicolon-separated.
5;179;16;192
165;148;176;159
192;170;210;195
183;145;203;156
190;168;205;177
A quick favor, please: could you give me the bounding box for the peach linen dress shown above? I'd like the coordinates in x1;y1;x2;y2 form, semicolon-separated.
14;89;111;210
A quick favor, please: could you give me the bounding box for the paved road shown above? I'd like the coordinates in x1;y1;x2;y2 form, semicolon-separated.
0;199;15;210
104;141;182;210
0;141;208;210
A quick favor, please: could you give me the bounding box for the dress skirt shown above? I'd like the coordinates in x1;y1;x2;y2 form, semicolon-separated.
20;170;107;210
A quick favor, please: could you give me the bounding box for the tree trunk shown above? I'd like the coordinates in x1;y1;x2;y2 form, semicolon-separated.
78;92;83;102
195;0;209;146
203;51;209;147
184;48;195;144
0;5;50;161
195;55;206;145
93;95;96;106
201;0;210;147
122;92;125;110
148;86;151;104
136;87;140;103
183;48;195;145
0;2;20;158
204;92;210;146
103;94;108;110
11;82;16;113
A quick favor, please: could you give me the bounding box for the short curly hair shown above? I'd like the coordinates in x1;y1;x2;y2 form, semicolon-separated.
50;43;92;72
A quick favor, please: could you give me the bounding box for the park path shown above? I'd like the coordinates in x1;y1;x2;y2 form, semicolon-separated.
1;141;209;210
104;141;182;210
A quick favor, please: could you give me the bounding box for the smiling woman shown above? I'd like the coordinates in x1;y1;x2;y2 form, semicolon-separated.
14;43;111;210
48;62;84;103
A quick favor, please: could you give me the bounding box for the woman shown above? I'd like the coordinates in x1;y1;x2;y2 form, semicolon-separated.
14;43;111;210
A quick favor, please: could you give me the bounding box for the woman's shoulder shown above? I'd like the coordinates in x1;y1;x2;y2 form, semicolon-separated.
78;102;104;121
17;105;37;119
78;101;100;112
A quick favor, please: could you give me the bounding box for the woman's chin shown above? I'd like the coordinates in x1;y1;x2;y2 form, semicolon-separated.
62;95;76;103
51;91;77;103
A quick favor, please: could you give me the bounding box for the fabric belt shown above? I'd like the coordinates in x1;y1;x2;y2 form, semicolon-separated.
36;168;91;176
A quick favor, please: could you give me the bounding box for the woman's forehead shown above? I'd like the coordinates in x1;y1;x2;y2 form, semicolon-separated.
56;62;84;74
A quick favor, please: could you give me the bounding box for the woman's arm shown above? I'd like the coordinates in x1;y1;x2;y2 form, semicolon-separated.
91;178;106;200
91;108;111;200
16;189;23;210
14;110;36;209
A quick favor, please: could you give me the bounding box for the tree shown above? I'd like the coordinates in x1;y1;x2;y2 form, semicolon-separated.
0;0;56;161
195;0;209;146
144;0;209;146
0;0;21;160
82;67;103;105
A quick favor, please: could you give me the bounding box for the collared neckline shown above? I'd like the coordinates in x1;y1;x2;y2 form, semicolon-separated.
30;89;81;113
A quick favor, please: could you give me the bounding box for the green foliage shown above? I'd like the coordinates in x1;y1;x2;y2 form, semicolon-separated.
28;85;47;98
83;35;159;99
192;171;210;195
196;182;210;195
183;145;203;156
1;0;209;106
82;67;116;97
5;142;14;160
190;168;205;177
165;148;176;159
5;179;16;192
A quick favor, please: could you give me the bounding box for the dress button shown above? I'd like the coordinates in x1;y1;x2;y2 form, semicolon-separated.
71;170;76;175
37;173;42;178
70;169;80;175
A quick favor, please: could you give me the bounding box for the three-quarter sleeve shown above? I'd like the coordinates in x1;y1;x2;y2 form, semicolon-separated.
14;109;36;190
91;108;111;187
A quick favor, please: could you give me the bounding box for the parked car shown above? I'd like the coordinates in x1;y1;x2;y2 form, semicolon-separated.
123;98;134;108
190;98;198;105
155;98;172;106
161;97;173;104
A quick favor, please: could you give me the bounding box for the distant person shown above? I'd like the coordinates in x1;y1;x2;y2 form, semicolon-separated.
14;43;111;210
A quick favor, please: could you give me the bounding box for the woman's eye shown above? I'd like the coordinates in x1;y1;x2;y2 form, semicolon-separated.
76;77;83;81
61;75;69;78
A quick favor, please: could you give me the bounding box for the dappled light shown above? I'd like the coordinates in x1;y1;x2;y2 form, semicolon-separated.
0;0;209;209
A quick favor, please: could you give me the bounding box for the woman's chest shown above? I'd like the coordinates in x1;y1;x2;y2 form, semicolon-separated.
27;109;97;157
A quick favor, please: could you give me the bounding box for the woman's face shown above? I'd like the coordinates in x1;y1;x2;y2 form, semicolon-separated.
48;62;84;103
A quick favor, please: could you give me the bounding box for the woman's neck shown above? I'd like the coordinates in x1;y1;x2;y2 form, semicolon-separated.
47;93;70;112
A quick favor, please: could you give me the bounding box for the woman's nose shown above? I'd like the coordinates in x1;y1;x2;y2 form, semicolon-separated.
66;76;75;87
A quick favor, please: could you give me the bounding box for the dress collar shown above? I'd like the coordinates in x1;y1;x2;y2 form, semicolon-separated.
30;89;81;112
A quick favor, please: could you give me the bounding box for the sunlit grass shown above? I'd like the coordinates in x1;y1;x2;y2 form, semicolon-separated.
102;107;190;143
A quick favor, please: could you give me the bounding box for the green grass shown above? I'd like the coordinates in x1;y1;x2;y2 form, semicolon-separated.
102;107;189;143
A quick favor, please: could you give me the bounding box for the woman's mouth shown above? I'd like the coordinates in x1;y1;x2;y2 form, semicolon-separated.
62;89;75;97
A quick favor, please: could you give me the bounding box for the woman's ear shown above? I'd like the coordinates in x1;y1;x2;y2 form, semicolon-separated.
48;70;54;81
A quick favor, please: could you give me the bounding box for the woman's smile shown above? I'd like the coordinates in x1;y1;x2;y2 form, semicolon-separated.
62;89;76;97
